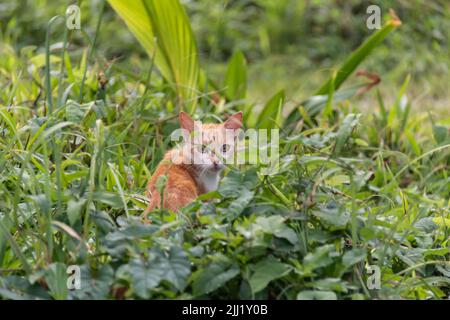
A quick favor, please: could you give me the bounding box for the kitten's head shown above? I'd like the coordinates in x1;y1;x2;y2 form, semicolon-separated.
173;112;243;173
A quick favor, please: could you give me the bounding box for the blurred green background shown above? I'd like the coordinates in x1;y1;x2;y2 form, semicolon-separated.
0;0;449;300
1;0;449;105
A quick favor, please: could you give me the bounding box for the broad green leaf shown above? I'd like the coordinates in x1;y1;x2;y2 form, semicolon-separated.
326;174;350;186
249;255;291;293
255;90;285;129
70;265;114;300
219;168;258;198
432;124;450;145
414;217;437;233
335;113;361;155
428;112;450;144
308;278;349;293
0;275;51;300
67;198;86;226
254;215;285;233
423;248;450;257
312;203;350;230
65;100;89;123
104;223;158;257
254;215;298;245
44;263;68;300
192;261;240;296
92;191;124;208
342;248;367;268
297;290;337;300
108;0;200;111
222;189;254;218
303;244;335;271
120;258;163;299
91;210;117;234
118;246;190;298
218;168;258;218
151;246;191;291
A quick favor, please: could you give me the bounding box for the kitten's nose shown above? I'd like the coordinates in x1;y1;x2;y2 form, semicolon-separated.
211;157;220;169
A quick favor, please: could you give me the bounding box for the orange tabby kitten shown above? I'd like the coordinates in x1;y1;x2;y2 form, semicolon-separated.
145;111;243;214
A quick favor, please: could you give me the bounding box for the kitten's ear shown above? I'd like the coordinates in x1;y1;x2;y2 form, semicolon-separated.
179;112;195;132
224;112;243;130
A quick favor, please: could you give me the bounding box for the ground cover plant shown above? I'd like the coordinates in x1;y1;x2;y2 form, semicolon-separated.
0;0;449;300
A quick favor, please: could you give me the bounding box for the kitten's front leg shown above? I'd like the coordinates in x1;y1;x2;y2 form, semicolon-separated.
163;186;198;212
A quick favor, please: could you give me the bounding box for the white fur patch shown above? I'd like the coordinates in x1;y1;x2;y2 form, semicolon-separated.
197;170;221;193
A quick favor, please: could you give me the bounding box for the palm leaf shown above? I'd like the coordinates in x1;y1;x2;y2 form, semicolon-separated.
108;0;200;112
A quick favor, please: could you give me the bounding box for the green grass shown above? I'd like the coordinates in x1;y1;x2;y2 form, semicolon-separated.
0;0;449;300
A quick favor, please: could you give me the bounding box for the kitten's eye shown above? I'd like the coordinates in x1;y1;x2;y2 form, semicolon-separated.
198;144;207;153
222;144;230;153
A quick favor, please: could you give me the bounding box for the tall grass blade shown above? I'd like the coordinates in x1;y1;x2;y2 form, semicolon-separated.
224;51;247;102
285;12;401;130
315;12;401;95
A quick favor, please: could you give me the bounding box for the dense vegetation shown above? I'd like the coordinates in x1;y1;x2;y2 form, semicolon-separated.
0;0;449;299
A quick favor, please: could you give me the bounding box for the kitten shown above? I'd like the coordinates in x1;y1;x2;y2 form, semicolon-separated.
145;111;243;214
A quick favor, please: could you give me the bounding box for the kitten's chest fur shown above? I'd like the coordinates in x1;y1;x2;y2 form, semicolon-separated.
196;170;220;194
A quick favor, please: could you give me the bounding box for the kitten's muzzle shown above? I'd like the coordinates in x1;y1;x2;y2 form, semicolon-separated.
212;162;224;171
